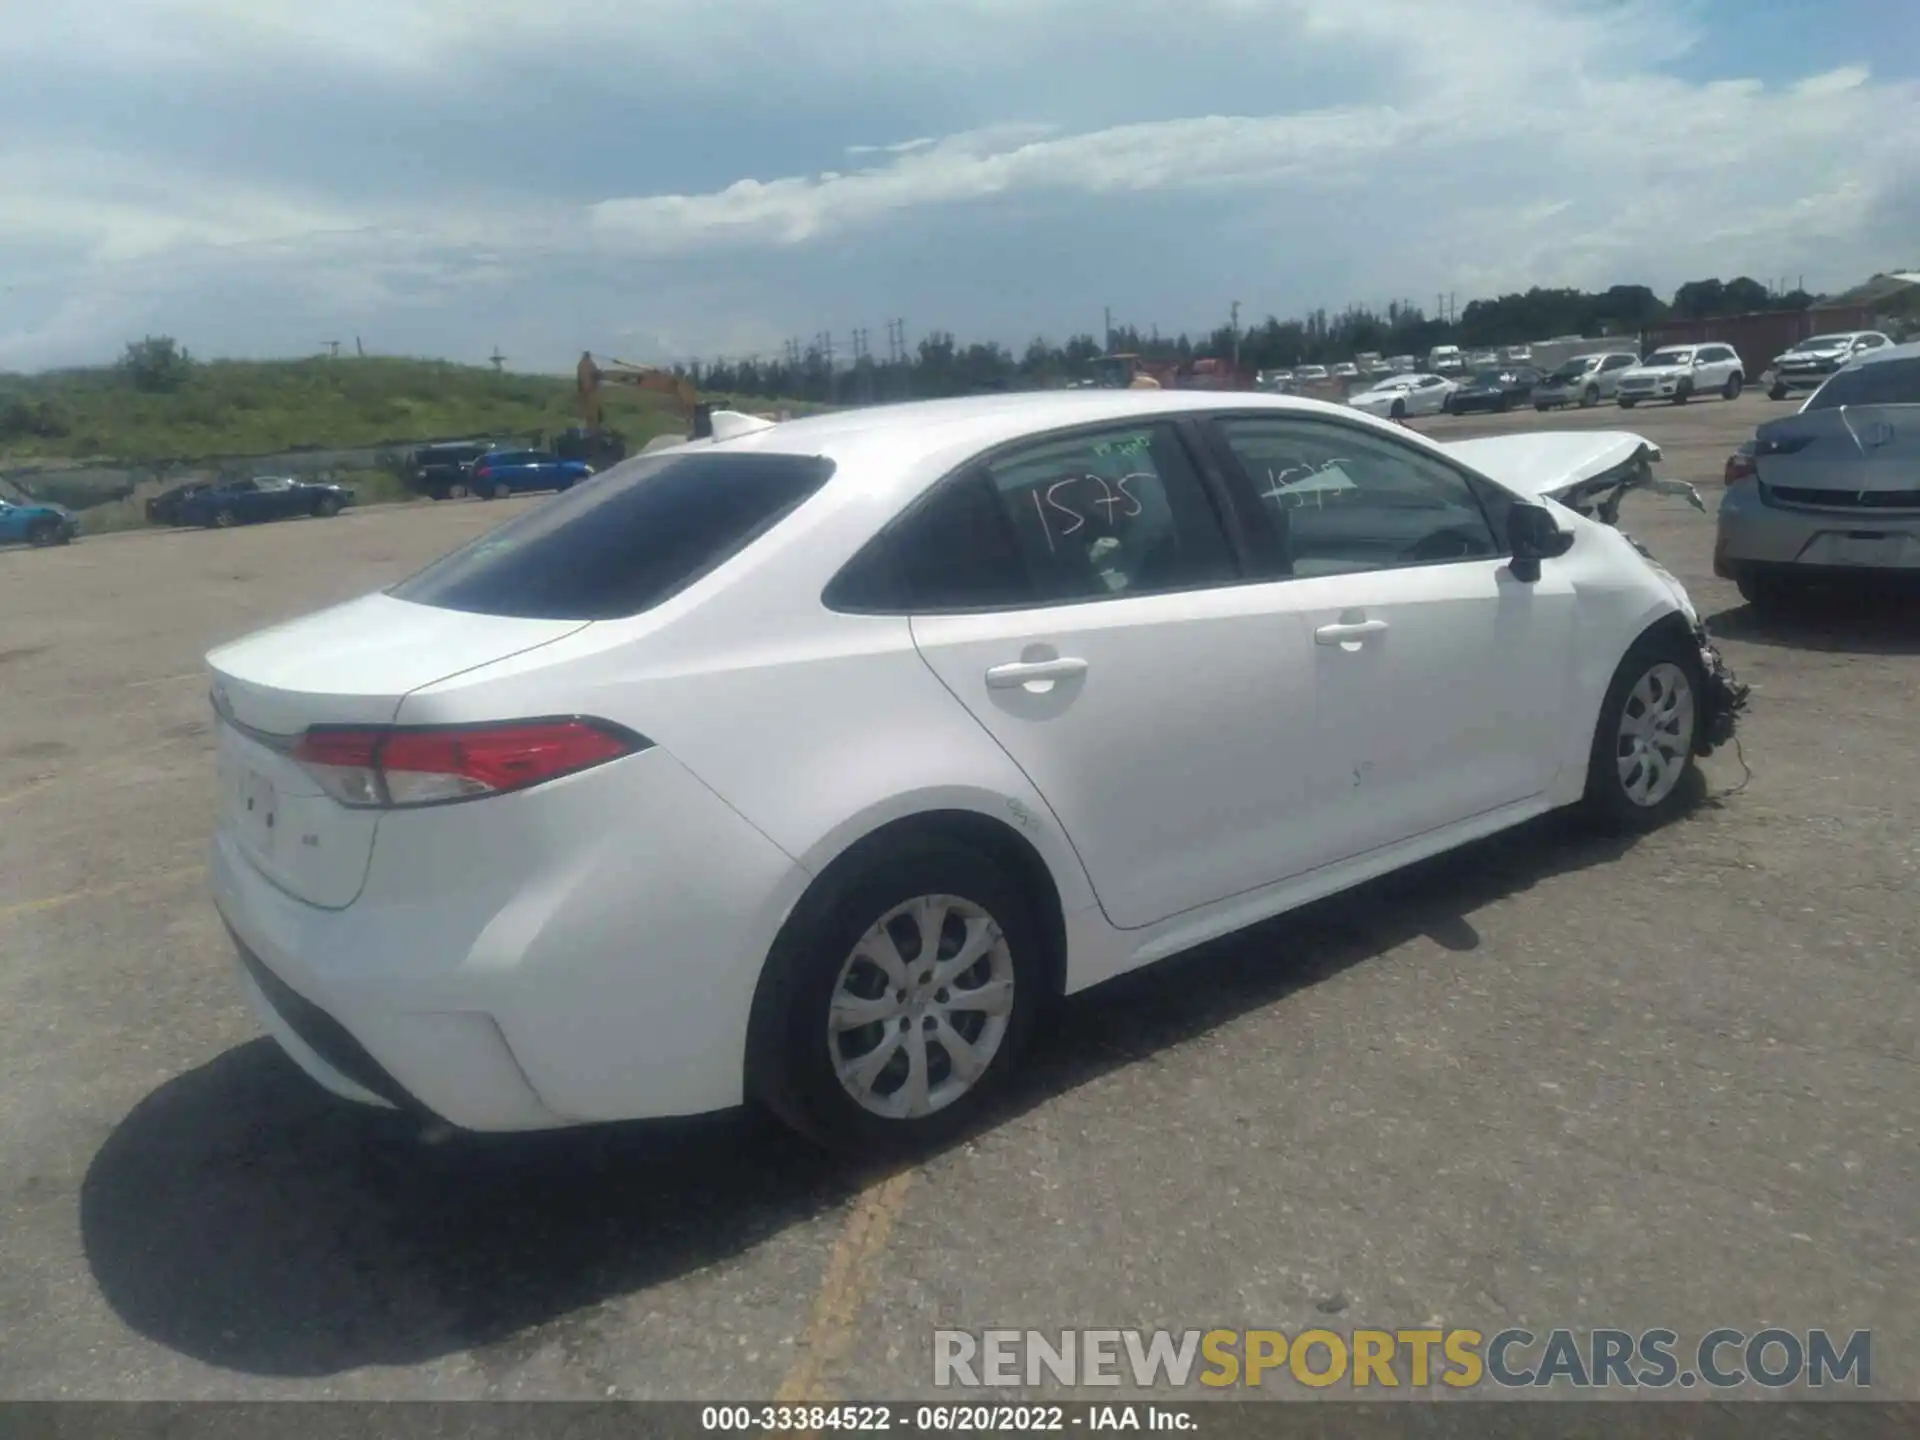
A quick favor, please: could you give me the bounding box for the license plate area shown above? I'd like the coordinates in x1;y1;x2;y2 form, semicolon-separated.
1820;531;1914;568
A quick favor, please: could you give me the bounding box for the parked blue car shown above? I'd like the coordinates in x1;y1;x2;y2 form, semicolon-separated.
469;449;594;499
173;475;355;528
0;493;79;547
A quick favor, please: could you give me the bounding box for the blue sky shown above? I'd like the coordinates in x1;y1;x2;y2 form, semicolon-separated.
2;0;1916;373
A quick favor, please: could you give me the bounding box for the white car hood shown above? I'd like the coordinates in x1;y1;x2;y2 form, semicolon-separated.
1621;365;1688;380
1439;431;1661;501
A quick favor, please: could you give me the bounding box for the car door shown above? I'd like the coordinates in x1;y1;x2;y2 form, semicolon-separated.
1208;413;1579;864
894;420;1328;931
1598;354;1633;396
0;501;22;543
252;478;296;518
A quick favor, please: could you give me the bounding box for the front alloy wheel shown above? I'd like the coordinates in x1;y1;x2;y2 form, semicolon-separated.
1582;636;1703;831
1615;663;1695;809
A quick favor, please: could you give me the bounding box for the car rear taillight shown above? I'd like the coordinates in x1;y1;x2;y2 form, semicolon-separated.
292;719;646;808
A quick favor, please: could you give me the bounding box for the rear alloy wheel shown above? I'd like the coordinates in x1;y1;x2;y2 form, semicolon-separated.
1581;635;1703;832
1722;374;1743;400
492;481;512;500
750;843;1042;1156
448;482;468;499
211;507;238;528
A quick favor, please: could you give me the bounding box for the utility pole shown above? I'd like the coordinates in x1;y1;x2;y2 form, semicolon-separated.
1230;300;1241;367
324;340;340;359
355;336;365;357
488;346;505;372
1103;306;1113;353
817;331;835;368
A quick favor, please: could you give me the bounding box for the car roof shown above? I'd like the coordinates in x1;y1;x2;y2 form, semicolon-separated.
704;389;1420;502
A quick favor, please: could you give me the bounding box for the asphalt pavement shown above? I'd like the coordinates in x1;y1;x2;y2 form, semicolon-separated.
2;393;1914;1401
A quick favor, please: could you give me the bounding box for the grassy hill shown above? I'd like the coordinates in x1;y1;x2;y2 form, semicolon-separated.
0;354;693;469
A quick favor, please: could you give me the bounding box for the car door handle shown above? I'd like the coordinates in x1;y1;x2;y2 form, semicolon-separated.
985;657;1089;689
1314;619;1389;645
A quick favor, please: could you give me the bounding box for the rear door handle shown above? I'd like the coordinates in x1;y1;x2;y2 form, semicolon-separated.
1315;618;1389;645
986;657;1089;689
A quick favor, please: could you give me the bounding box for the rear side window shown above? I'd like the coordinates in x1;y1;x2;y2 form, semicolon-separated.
1803;357;1920;411
391;452;834;619
826;422;1236;612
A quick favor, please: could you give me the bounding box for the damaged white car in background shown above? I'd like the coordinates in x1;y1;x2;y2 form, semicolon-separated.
204;391;1747;1157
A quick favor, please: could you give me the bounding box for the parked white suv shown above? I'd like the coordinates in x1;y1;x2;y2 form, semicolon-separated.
1615;344;1744;407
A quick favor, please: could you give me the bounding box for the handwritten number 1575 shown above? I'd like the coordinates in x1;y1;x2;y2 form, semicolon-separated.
1028;473;1145;551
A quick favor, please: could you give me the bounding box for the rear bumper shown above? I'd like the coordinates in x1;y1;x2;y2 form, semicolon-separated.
1715;481;1920;577
210;746;810;1131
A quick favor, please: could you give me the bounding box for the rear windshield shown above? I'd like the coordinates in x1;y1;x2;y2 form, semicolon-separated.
389;450;834;620
1803;357;1920;411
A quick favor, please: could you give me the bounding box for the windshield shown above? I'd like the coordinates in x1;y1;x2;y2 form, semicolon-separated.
1790;334;1852;352
1802;356;1920;411
1470;370;1508;384
1643;349;1692;367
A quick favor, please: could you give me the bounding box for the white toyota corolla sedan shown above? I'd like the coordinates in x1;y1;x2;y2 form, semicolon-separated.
207;390;1745;1154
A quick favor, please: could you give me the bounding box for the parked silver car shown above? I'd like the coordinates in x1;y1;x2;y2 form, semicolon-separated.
1716;340;1920;607
1534;352;1642;410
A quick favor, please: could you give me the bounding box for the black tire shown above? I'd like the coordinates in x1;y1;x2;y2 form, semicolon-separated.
1389;399;1406;420
26;519;63;548
210;507;237;529
1768;383;1789;401
1618;397;1637;409
1579;630;1705;833
1722;373;1743;401
492;481;512;500
1534;402;1551;412
313;494;342;518
1495;395;1510;413
1673;381;1693;405
1737;574;1801;612
747;839;1045;1157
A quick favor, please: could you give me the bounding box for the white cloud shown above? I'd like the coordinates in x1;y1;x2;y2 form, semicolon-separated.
2;0;1917;371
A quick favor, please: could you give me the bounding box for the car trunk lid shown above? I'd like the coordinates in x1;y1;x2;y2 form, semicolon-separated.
206;592;589;908
1754;405;1920;509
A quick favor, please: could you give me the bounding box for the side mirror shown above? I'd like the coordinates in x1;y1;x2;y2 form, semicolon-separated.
1508;502;1574;582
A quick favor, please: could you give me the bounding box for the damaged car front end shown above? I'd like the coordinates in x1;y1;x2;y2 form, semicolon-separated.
1440;431;1751;759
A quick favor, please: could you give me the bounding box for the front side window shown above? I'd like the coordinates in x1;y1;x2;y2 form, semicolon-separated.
1215;417;1502;578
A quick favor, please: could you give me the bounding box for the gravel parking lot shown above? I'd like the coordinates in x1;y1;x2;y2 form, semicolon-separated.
2;393;1915;1402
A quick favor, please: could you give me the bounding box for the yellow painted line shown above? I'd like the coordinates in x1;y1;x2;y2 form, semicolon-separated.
775;1168;917;1404
0;865;205;923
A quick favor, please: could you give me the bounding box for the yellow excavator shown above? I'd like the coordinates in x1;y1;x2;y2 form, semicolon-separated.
576;351;714;440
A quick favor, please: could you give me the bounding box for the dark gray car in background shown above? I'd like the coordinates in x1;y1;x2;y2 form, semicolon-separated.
1716;340;1920;608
